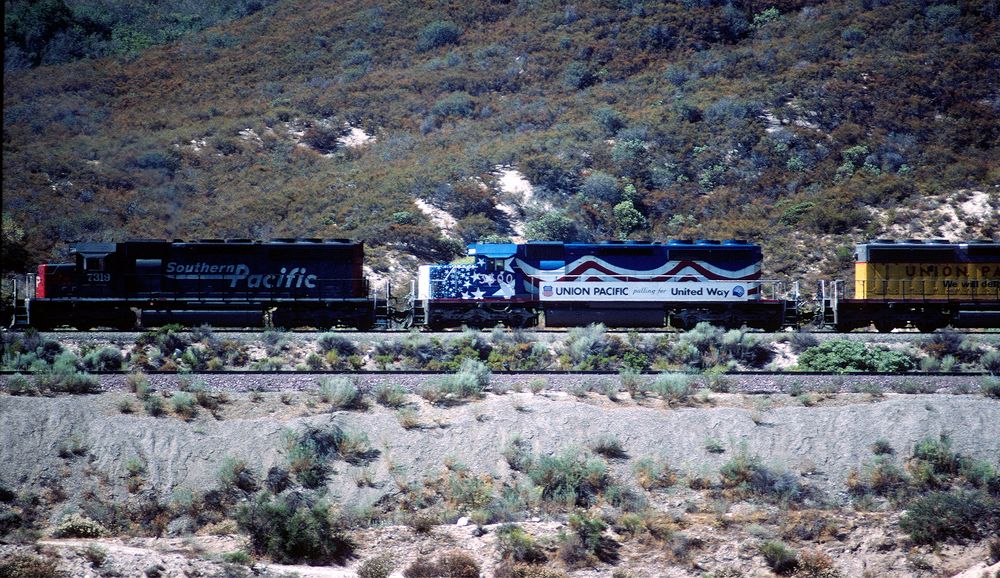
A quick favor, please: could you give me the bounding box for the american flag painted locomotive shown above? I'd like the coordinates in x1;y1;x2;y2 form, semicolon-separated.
416;240;792;330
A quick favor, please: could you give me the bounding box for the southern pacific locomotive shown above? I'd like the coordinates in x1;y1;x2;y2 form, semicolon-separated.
8;238;1000;332
24;239;374;330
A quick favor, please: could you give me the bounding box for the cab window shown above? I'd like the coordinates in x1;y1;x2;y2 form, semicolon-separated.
84;257;105;272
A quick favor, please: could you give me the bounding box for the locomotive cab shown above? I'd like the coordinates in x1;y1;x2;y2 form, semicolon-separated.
72;243;118;298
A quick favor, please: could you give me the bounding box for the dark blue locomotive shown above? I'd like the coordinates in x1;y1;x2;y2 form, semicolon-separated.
28;239;374;330
416;240;794;330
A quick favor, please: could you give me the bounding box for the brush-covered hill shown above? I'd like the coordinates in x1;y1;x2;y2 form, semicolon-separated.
3;0;998;284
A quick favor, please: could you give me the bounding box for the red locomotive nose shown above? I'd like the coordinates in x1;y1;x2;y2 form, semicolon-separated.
36;264;48;299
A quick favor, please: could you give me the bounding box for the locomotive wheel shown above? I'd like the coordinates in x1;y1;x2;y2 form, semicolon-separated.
914;322;938;333
873;320;894;333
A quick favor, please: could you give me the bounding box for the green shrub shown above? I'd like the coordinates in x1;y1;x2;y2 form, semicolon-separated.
558;510;618;565
720;453;801;502
502;436;534;472
871;439;895;455
496;524;546;563
563;324;614;369
138;326;190;355
632;458;676;490
373;383;407;408
436;358;490;402
982;376;1000;399
417;20;462;52
83;544;107;567
652;373;694;404
317;377;366;410
144;395;164;416
797;340;914;372
981;351;1000;373
125;457;146;476
358;553;396;578
52;513;107;538
336;430;373;465
170;391;197;419
236;492;354;564
899;489;999;545
848;456;909;497
57;435;87;458
404;551;480;578
220;550;251;565
528;448;608;508
218;456;258;493
180;345;213;371
525;211;579;242
6;373;35;395
317;333;357;357
604;483;647;513
911;436;961;478
759;540;798;574
721;329;772;367
563;61;595;90
57;371;101;394
579;171;620;203
593;107;625;135
284;433;328;489
618;367;645;398
82;346;123;371
0;553;60;578
705;438;726;454
591;434;627;459
431;92;475;119
127;372;150;395
284;423;373;487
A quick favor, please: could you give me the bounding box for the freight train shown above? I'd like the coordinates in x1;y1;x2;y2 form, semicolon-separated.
6;238;1000;332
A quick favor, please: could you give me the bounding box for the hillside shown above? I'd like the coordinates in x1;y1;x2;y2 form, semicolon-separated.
3;0;999;285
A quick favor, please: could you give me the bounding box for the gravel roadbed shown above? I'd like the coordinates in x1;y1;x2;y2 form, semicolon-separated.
1;371;987;394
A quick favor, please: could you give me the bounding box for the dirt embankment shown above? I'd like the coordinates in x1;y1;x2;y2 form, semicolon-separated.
3;392;999;502
1;390;999;577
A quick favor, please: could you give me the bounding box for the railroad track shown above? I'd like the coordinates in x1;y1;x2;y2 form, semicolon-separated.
9;330;1000;342
0;369;992;376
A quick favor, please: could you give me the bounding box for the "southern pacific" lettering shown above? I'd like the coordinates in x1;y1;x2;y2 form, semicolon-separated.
165;262;317;289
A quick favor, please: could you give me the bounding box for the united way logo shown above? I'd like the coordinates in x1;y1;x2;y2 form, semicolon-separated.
542;285;553;297
732;285;745;297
